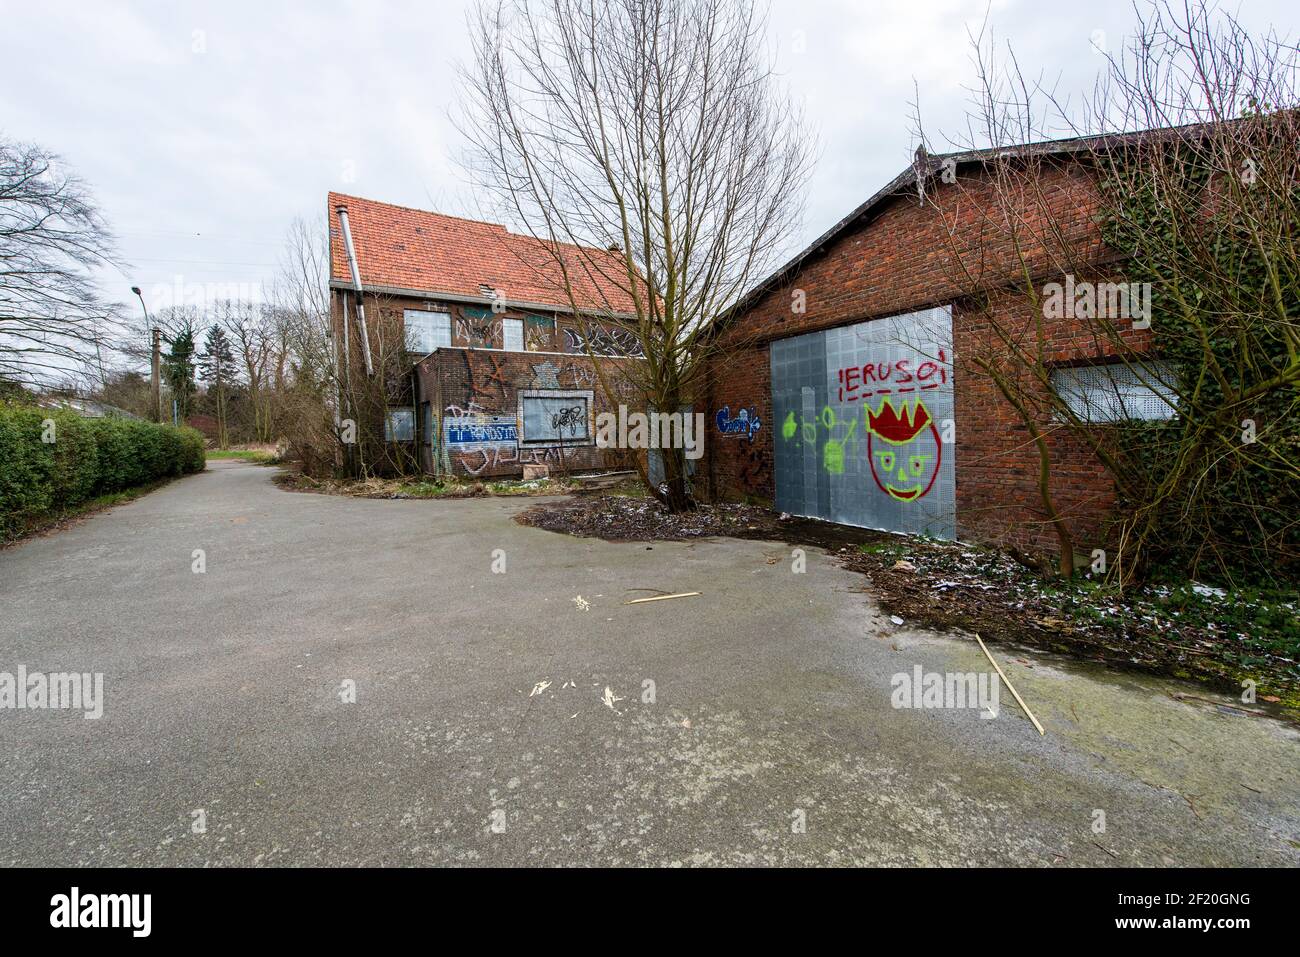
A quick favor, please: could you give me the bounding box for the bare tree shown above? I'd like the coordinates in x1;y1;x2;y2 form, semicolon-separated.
269;215;340;474
268;216;417;477
273;215;331;343
221;299;278;443
460;0;813;510
0;137;122;384
269;216;331;407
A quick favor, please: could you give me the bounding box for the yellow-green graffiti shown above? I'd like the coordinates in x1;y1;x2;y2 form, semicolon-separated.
780;405;860;475
782;410;797;441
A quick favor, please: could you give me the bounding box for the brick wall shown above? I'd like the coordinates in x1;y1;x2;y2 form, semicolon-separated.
330;289;635;355
417;347;644;478
332;288;648;478
705;158;1145;558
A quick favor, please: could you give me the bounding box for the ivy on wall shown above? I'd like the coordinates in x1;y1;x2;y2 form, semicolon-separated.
1098;130;1299;585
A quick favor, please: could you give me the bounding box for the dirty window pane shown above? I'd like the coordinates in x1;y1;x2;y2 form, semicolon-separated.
519;390;592;445
404;310;451;353
385;407;415;441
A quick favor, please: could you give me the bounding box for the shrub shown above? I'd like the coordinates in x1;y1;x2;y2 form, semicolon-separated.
0;402;206;540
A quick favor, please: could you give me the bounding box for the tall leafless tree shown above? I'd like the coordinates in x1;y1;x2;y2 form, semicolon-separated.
0;137;122;385
272;216;331;371
268;215;340;473
460;0;813;510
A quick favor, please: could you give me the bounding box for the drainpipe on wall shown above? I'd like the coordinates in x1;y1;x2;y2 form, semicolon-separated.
339;293;355;475
326;298;342;467
435;360;446;480
412;365;422;476
335;204;374;376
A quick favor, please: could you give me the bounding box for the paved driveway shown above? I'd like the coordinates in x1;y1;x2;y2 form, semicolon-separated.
1;460;1296;866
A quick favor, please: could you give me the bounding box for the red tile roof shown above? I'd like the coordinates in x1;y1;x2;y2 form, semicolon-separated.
328;192;635;314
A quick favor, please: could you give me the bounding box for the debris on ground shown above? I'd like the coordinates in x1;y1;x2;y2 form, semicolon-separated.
975;633;1045;735
519;493;1299;716
572;596;591;612
624;591;701;605
516;495;881;548
843;536;1299;716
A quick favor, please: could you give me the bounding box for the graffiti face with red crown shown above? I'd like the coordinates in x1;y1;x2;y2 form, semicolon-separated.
865;397;942;502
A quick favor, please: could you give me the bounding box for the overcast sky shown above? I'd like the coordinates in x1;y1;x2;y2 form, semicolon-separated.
1;0;1292;336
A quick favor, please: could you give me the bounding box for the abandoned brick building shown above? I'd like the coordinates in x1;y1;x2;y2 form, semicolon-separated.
701;135;1166;557
331;132;1167;558
327;193;646;478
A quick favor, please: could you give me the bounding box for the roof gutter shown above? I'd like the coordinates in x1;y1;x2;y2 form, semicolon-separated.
326;279;637;322
335;204;374;376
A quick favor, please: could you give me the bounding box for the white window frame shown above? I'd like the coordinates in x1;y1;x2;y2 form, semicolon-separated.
404;309;451;354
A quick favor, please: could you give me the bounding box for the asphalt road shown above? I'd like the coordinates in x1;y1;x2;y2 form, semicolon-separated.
1;460;1296;866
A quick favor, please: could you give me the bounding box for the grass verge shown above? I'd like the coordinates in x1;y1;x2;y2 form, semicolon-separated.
273;471;581;499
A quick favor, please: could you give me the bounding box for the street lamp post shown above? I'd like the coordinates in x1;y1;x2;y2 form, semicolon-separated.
131;286;162;423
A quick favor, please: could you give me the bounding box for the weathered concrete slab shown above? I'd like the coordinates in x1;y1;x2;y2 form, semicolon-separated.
0;460;1295;866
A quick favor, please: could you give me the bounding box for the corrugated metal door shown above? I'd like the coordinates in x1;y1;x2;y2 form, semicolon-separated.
770;306;956;539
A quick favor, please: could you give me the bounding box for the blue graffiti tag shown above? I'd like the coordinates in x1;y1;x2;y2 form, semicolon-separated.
715;405;762;441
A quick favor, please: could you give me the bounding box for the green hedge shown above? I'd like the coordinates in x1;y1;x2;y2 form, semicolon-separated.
0;402;205;540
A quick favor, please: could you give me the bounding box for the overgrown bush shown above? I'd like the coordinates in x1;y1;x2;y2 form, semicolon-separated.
1099;132;1300;587
0;402;205;540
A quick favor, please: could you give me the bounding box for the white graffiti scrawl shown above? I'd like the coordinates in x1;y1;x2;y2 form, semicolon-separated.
443;400;601;475
443;402;518;475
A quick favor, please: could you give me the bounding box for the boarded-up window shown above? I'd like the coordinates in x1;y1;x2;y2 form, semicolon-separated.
503;317;524;351
1050;362;1178;423
457;307;499;348
518;390;593;446
525;315;554;351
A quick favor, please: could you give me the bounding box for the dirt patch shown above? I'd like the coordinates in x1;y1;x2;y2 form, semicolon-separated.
843;541;1297;710
515;493;894;549
518;494;1299;715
